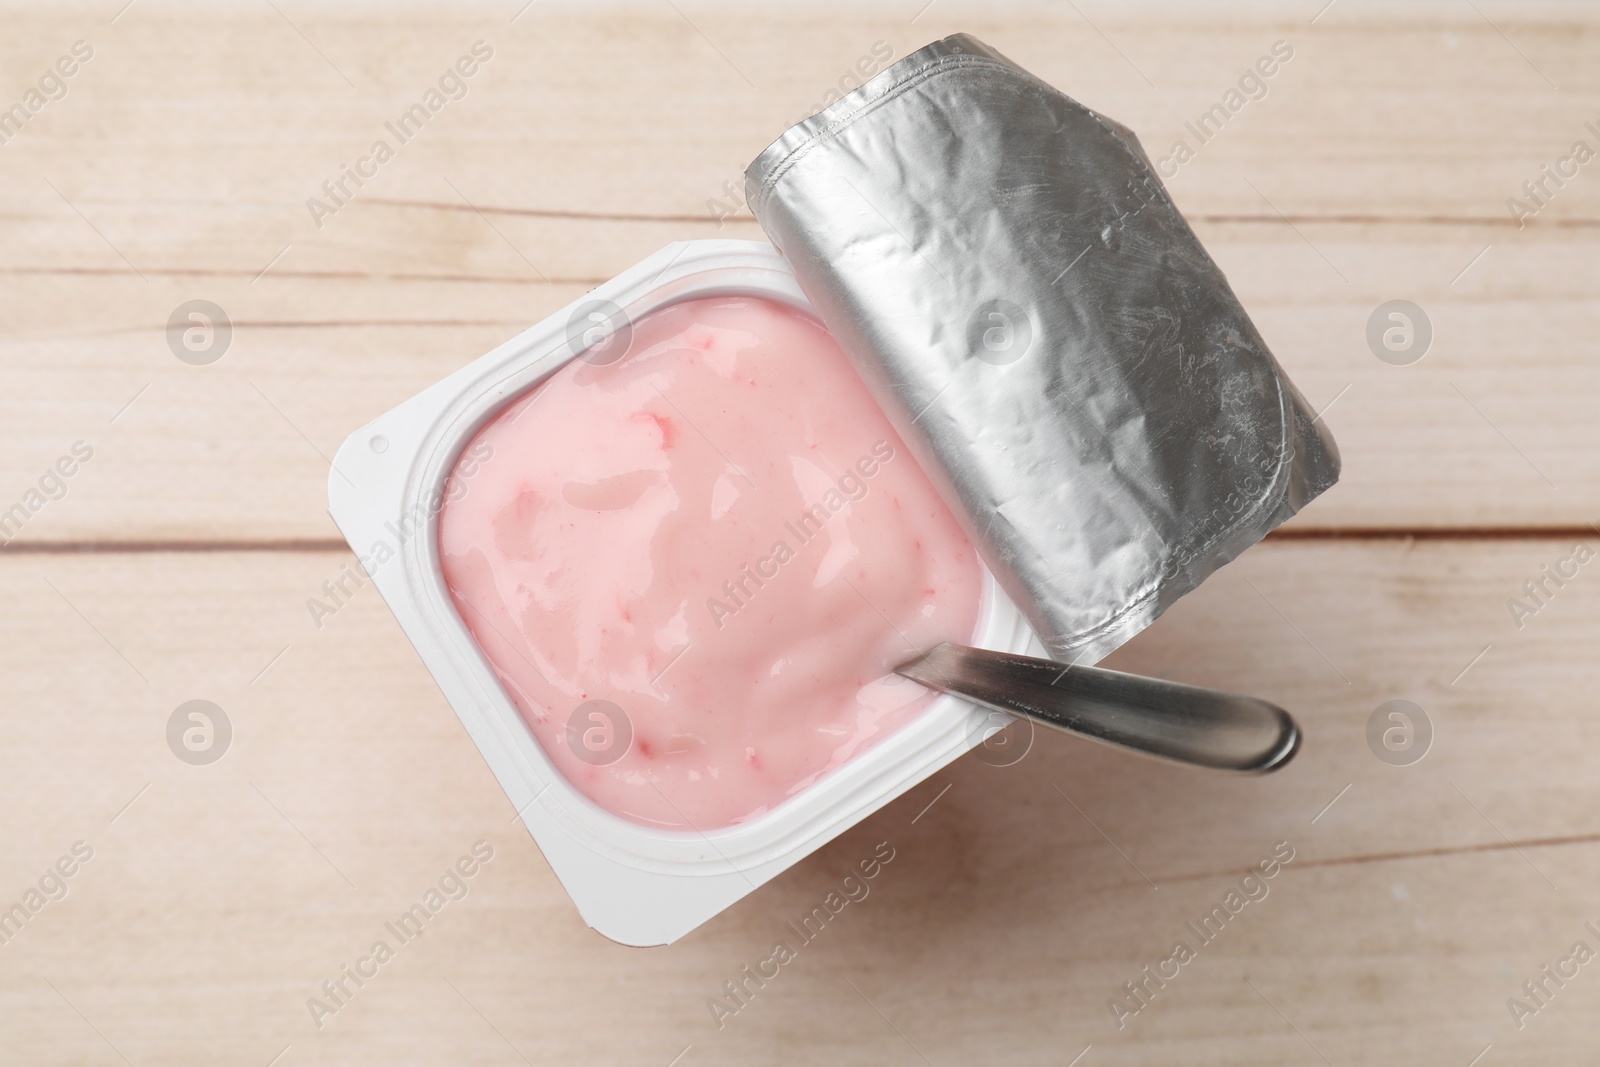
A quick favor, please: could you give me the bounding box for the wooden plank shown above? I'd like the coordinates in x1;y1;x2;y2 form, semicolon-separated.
0;2;1597;230
1;539;1596;1064
1;218;1596;542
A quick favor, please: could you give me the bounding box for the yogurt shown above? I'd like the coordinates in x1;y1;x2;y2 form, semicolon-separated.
438;295;982;830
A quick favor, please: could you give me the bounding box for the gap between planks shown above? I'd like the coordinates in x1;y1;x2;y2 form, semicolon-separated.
1;527;1597;555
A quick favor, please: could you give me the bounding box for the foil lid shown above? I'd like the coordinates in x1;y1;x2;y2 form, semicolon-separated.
745;33;1340;665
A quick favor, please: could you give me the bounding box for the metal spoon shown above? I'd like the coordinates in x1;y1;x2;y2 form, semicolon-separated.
895;642;1300;774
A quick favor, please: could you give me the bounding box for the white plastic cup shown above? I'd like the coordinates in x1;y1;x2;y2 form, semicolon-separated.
329;240;1041;945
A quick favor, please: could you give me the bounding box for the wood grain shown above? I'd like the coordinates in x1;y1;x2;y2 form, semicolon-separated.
0;3;1596;538
3;539;1598;1065
1;3;1597;1065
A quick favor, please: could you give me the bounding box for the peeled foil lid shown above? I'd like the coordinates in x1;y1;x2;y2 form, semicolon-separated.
744;33;1340;665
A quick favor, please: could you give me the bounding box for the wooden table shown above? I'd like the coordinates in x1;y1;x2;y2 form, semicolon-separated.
3;2;1597;1063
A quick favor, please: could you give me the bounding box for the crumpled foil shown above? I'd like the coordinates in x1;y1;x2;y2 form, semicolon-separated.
745;33;1339;664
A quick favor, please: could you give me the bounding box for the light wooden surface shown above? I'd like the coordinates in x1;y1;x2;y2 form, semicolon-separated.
2;2;1597;1064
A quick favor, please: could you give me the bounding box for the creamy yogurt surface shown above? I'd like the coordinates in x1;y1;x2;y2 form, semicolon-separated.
438;295;982;829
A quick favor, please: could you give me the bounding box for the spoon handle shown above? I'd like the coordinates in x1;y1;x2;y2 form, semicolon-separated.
895;643;1300;774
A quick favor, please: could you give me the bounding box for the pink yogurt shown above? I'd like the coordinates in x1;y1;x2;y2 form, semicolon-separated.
438;295;983;830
